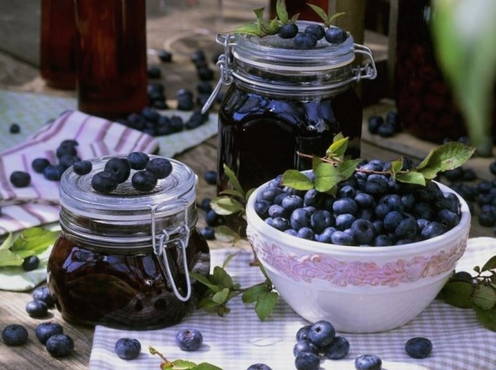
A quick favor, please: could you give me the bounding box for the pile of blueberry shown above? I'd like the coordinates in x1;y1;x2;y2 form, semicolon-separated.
367;111;401;138
1;286;74;358
147;82;169;110
83;153;172;194
278;23;347;50
191;50;215;82
255;160;462;246
197;170;222;241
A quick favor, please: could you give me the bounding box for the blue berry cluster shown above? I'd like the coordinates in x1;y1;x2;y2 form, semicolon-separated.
198;170;221;241
278;23;347;49
367;111;401;138
25;286;55;319
256;160;461;246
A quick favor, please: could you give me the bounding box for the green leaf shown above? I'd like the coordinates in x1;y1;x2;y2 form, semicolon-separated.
396;171;426;186
337;159;361;180
190;272;221;292
440;281;474;308
327;137;348;159
192;363;223;370
212;266;234;289
223;164;245;197
0;234;23;267
222;252;239;268
314;162;341;192
290;13;300;22
255;291;278;321
333;132;344;143
266;18;281;35
233;23;263;36
474;307;496;331
172;360;198;370
242;283;268;304
276;0;289;23
11;228;58;258
482;256;496;272
307;3;329;24
210;196;245;216
472;285;496;310
219;189;245;200
282;170;314;190
198;297;221;311
416;142;476;180
391;158;403;177
329;12;346;25
212;287;230;304
214;225;241;243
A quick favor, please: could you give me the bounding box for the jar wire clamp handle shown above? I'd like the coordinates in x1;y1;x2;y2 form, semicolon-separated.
150;201;192;302
353;43;377;82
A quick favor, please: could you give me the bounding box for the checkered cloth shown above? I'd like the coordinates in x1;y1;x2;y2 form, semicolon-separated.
90;238;496;370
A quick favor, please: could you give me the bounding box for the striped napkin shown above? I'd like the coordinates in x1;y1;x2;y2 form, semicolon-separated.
0;110;159;235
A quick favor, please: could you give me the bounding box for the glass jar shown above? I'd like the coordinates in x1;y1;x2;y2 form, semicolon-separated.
47;157;210;330
74;0;148;119
203;21;377;191
40;0;77;90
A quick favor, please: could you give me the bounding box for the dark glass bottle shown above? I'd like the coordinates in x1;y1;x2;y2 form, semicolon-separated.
74;0;147;119
40;0;77;90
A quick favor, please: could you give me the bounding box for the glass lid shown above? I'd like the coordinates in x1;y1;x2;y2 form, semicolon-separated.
60;155;197;221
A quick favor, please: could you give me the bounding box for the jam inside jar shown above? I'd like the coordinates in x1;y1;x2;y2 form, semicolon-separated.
205;22;377;190
48;157;210;330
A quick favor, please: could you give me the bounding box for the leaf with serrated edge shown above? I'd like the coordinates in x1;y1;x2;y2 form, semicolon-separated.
482;256;496;272
214;225;240;243
212;288;230;304
255;291;278;321
242;283;268;304
396;171;426;186
212;266;234;288
416;142;475;179
307;3;329;24
314;162;341;192
474;307;496;331
223;164;245;197
276;0;289;23
327;137;348;158
440;281;474;308
282;170;313;190
472;285;496;310
210;196;244;215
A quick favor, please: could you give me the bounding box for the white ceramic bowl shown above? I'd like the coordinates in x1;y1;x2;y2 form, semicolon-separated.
246;181;470;333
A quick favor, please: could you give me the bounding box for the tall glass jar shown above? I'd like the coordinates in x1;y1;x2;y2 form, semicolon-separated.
40;0;76;90
48;157;210;329
204;21;377;191
74;0;148;119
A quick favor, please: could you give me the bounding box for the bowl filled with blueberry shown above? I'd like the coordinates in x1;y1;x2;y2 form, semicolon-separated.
246;153;472;333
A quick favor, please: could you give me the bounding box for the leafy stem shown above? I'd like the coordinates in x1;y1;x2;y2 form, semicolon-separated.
149;347;221;369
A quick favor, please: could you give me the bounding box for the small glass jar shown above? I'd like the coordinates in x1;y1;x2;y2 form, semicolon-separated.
47;157;210;330
203;21;377;191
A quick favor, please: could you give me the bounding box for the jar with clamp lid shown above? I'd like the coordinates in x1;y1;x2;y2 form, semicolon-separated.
47;156;210;329
202;21;377;191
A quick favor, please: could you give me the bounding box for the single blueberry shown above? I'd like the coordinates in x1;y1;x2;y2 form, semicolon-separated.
374;234;393;246
72;160;92;176
191;49;207;65
305;24;325;40
358;208;374;221
303;189;324;207
46;334;74;358
278;23;298;39
2;324;28;346
206;209;224;227
131;170;158;192
33;286;55;308
372;220;384;234
405;337;432;359
333;198;358;215
442;167;464;182
147;65;161;79
380;194;403;212
297;227;314;240
202;170;217;185
325;26;347;44
323;336;350;360
265;218;275;227
336;213;356;230
247;364;272;370
272;217;290;231
339;185;356;198
417;218;429;230
199;198;212;212
308;320;335;348
200;227;215;240
282;195;304;212
22;255;39;271
198;66;214;81
269;204;287;220
26;300;48;318
355;354;382;370
310;210;333;233
9;123;20;134
365;174;388;195
367;116;383;134
114;337;141;360
158;49;172;62
255;200;271;218
395;218;419;239
146;158;173;179
104;158;130;183
10;171;31;188
437;209;460;229
293;339;319;356
331;230;355;245
355;192;375;208
384;211;403;231
351;219;375;245
56;143;77;158
374;203;391;219
317;227;337;243
35;322;63;344
401;194;415;209
260;188;282;202
142;107;161;122
294;32;317;49
32;158;50;173
290;208;311;230
377;123;395;137
176;328;203;351
284;229;298;236
296;325;311;341
295;352;320;370
91;171;118;193
273;192;287;205
421;221;447;239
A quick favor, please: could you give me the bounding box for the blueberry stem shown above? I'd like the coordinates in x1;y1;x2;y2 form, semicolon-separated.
149;346;171;366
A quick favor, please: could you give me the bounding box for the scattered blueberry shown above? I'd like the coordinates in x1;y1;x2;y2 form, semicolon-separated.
115;337;141;360
33;286;55;308
131;171;158;192
35;322;64;344
308;320;335;348
157;49;172;63
325;26;347;44
294;33;317;49
199;198;212;212
405;337;432;359
26;300;48;318
377;123;395;137
200;227;215;240
176;328;203;351
206;209;224;227
295;352;320;370
46;334;74;358
22;255;40;271
279;23;298;39
296;325;311;341
32;158;50;173
104;158;131;183
293;339;318;356
367;116;383;134
9;123;20;134
91;171;118;194
198;67;214;81
204;170;217;185
355;354;382;370
146;158;173;179
247;364;272;370
10;171;31;188
305;24;325;40
2;324;28;346
147;66;162;79
127;152;149;170
72;160;92;176
323;336;350;360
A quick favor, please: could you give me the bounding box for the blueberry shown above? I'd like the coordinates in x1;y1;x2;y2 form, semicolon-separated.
206;209;224;227
278;23;298;39
454;271;472;281
479;211;496;227
310;210;333;233
338;185;356;198
146;158;173;179
417;218;429;230
191;50;207;65
421;221;447;239
10;171;31;188
2;324;28;346
297;227;314;240
374;234;393;246
33;286;55;308
372;220;384;234
26;300;48;318
9;123;20;134
380;194;403;212
303;189;324;207
377;123;395;137
305;24;325;40
336;213;356;230
170;116;184;131
354;192;375;208
351;219;375;245
32;158;50;173
317;227;336;243
438;209;460;229
92;171;118;193
331;230;355;245
56;144;77;158
405;337;432;359
364;174;388;195
367;116;383;134
271;217;289;231
186;110;208;129
198;66;215;81
442;167;463;182
255;200;271;218
176;328;203;351
477;181;492;193
247;364;272;370
197;81;213;95
325;26;347;44
358;208;374;221
285;229;298;236
333;198;358;215
204;170;217;185
199;198;212;212
294;32;317;49
35;322;63;344
260;188;282;202
374;203;391;219
296;325;311;341
131;170;157;192
395;218;419;239
273;192;287;205
200;227;215;240
268;205;287;218
290;208;311;230
127;152;149;170
177;95;194;111
323;336;350;360
265;218;274;227
384;211;403;231
293;339;318;356
158;49;172;62
401;194;415;209
147;65;161;79
308;320;335;348
104;158;130;183
22;255;39;271
414;202;434;220
282;195;304;212
355;354;382;370
361;160;386;172
295;352;320;370
46;334;74;358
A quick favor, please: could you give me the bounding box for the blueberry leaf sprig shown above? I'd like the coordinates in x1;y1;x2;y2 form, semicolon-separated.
307;4;345;28
149;346;221;369
439;257;496;331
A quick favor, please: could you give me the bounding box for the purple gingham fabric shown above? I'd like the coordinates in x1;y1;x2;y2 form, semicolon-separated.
90;238;496;370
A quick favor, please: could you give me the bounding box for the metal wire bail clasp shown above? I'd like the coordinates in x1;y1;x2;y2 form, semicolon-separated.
201;33;236;114
150;200;192;302
353;43;378;83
